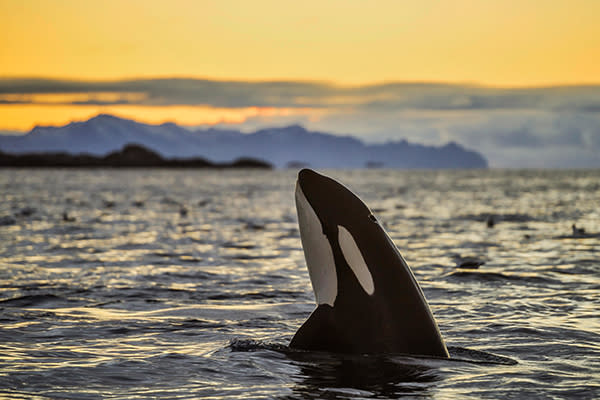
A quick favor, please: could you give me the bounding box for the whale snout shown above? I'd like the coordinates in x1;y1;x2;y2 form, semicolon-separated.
297;168;322;188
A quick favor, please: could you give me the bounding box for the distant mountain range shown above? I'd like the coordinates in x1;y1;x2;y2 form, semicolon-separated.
0;114;487;168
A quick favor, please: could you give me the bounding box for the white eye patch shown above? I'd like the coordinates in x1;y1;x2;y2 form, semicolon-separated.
337;225;375;295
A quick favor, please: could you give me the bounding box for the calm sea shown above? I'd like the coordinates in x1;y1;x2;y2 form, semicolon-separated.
0;169;598;399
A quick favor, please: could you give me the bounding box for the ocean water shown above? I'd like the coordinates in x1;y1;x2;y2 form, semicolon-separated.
0;168;598;399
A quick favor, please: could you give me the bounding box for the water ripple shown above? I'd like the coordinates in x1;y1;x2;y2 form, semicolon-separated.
0;169;599;399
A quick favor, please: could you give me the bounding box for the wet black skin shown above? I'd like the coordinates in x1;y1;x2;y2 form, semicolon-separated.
290;169;449;357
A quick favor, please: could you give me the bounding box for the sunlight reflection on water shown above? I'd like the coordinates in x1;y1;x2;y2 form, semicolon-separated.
0;168;599;399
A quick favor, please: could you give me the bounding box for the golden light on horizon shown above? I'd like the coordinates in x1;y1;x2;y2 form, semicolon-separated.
1;0;599;130
0;103;323;131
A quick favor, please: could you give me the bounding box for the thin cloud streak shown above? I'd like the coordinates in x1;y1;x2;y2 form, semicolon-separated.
1;78;600;112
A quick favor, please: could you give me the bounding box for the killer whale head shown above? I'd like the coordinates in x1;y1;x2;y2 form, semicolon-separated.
295;168;378;306
291;168;449;357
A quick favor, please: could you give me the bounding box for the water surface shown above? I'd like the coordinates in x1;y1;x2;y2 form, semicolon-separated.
1;169;599;399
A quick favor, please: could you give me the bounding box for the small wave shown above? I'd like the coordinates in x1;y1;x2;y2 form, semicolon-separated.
553;233;600;240
207;290;302;301
0;215;17;226
446;346;518;365
161;271;216;280
229;338;289;353
173;318;226;330
458;212;537;223
452;255;486;269
225;254;280;260
447;271;561;285
228;339;517;366
93;318;227;337
448;271;513;282
222;241;256;250
0;294;65;307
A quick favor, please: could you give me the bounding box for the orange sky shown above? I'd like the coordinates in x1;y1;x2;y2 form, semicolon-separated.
1;0;599;131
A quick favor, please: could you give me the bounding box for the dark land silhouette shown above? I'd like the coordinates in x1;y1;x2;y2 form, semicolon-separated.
0;144;272;169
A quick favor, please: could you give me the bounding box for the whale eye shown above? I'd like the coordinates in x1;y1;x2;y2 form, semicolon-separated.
368;214;378;223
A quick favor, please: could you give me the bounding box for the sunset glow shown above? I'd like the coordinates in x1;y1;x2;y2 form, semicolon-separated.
0;0;599;169
0;103;322;131
2;0;599;86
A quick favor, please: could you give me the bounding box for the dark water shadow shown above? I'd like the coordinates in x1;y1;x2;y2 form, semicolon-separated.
229;339;516;399
281;350;440;399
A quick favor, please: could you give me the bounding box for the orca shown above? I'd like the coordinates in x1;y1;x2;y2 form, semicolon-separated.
290;169;449;357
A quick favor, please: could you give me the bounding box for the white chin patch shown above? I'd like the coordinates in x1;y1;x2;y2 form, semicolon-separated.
295;183;337;306
337;225;375;295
